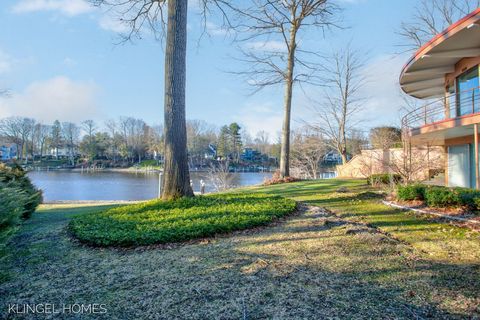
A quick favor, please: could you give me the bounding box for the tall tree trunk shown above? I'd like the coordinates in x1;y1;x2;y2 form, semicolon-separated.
162;0;193;199
340;97;348;164
20;138;25;161
340;149;347;165
279;28;296;178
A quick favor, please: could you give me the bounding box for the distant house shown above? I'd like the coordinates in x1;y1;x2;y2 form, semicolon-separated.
323;151;346;165
49;147;80;159
241;148;262;162
204;144;217;159
0;142;17;161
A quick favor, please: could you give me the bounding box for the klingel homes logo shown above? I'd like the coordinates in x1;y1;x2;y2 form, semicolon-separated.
7;303;107;315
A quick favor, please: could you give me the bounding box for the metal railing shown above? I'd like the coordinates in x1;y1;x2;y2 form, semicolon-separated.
402;86;480;133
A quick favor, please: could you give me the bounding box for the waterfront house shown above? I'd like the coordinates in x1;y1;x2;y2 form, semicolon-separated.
401;8;480;188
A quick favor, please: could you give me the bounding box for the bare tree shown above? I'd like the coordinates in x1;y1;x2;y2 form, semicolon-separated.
146;124;164;161
308;46;366;165
0;117;21;158
32;123;50;160
378;146;443;184
0;117;35;162
217;0;340;178
62;122;80;166
105;119;119;164
207;160;234;191
254;130;270;154
290;127;326;179
187;119;215;167
50;120;63;160
369;127;402;150
398;0;480;50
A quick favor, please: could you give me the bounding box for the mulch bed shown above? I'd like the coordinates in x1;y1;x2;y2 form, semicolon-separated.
383;200;480;231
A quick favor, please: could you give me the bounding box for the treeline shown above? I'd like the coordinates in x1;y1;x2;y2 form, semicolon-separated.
0;115;401;171
0;116;163;166
0;117;282;167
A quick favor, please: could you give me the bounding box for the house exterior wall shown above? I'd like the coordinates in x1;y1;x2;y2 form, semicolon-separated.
336;147;444;181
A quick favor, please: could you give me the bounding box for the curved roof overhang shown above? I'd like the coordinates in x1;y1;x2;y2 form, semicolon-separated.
400;8;480;99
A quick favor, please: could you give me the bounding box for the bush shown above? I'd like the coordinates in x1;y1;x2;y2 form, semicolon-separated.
0;186;29;230
474;197;480;211
0;163;42;219
69;193;297;247
454;187;480;209
397;184;426;201
367;173;402;186
424;187;461;208
398;184;480;210
263;170;300;186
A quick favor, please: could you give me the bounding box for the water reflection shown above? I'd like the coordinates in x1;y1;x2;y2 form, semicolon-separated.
28;171;272;201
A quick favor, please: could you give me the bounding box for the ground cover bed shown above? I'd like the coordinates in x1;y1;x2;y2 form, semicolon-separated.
68;193;297;246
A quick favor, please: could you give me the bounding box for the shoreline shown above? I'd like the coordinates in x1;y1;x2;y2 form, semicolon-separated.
28;167;276;173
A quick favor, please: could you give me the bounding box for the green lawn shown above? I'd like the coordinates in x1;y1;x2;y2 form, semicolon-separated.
249;179;480;263
1;179;479;319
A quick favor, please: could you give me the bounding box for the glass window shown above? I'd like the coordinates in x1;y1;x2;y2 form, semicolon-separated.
456;66;479;116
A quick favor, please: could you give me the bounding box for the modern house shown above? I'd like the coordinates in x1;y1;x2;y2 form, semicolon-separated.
401;8;480;188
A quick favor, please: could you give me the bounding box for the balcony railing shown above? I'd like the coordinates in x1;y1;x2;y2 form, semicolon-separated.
402;86;480;133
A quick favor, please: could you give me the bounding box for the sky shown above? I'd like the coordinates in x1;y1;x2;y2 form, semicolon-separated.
0;0;421;140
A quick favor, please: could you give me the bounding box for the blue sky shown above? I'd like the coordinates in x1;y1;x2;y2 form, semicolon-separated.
0;0;420;139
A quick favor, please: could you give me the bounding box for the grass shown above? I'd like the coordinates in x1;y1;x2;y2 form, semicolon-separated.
68;193;297;246
131;159;162;169
249;179;480;263
1;179;479;318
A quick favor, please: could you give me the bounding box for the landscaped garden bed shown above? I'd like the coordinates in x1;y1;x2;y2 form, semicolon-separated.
68;193;297;247
388;183;480;229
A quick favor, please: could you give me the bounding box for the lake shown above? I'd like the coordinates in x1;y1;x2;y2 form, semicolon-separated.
28;171;272;201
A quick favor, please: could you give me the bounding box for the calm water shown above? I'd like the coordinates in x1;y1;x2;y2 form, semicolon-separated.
28;171;272;201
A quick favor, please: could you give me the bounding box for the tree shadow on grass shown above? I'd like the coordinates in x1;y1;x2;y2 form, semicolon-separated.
226;236;479;319
2;200;479;319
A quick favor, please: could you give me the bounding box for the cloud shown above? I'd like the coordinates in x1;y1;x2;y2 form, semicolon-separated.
0;76;99;122
98;15;130;33
12;0;94;16
234;102;283;138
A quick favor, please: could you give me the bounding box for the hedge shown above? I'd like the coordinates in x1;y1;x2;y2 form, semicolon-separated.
397;184;426;201
424;187;461;208
396;183;480;210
